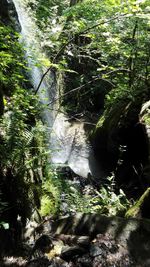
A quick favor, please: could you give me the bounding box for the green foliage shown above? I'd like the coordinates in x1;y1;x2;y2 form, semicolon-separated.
89;175;131;216
0;21;52;226
40;169;62;216
26;0;150;118
0;86;46;225
36;0;149;116
61;184;92;214
0;24;26;96
19;0;149;218
142;113;150;125
0;12;68;227
52;174;131;216
26;0;69;52
104;14;150;117
1;89;40;168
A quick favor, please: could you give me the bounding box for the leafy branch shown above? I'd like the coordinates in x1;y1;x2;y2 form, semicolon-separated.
35;13;130;94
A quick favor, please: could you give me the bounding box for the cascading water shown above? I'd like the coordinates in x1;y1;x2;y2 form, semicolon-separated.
12;0;100;178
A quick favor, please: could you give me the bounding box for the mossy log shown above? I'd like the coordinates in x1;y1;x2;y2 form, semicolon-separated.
126;187;150;219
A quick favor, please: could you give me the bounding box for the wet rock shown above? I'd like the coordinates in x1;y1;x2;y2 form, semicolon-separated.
0;0;20;29
90;245;103;257
55;234;90;247
0;257;27;267
49;257;73;267
76;254;92;267
29;235;53;260
46;240;64;259
26;257;50;267
60;246;86;261
96;234;119;254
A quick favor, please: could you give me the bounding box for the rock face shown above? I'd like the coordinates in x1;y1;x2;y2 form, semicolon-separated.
93;99;150;198
0;0;9;22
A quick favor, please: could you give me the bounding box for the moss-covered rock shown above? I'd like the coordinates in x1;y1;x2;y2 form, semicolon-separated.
92;96;150;198
92;100;135;173
126;187;150;219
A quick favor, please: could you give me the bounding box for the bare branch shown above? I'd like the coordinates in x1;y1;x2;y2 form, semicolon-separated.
104;68;131;76
47;69;131;106
47;68;131;105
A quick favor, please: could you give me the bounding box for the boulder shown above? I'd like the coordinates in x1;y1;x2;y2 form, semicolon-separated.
93;98;150;198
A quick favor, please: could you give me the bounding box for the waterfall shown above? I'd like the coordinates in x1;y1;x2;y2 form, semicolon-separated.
12;0;100;178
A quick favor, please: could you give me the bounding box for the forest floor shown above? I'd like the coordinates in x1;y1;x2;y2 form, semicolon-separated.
0;233;135;267
1;213;150;267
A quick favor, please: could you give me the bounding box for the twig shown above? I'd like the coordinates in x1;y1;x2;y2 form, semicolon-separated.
47;76;102;106
104;68;131;76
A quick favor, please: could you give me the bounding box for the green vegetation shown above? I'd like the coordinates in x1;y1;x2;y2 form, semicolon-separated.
61;174;130;216
0;23;51;228
28;0;150;118
39;171;130;217
0;0;150;244
31;0;149;213
0;25;25;114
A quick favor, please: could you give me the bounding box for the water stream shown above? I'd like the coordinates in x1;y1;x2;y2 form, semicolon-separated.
12;0;100;178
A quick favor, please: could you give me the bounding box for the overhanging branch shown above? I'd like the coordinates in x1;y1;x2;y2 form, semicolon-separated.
35;13;130;94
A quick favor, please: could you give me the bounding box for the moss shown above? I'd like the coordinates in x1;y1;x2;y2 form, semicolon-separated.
95;115;105;129
125;188;150;219
93;99;131;136
139;100;150;125
142;113;150;126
